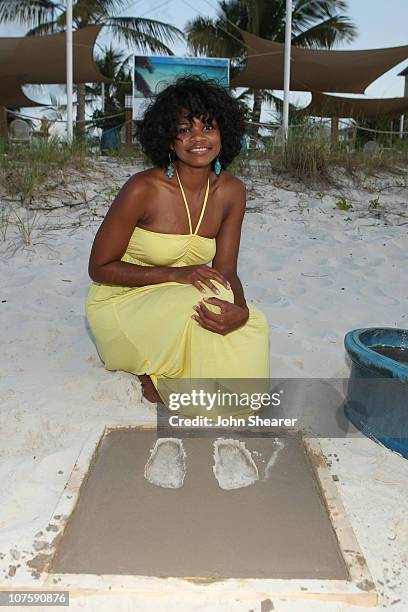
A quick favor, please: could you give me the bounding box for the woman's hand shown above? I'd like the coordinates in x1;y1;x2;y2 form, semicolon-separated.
172;265;231;294
192;297;249;335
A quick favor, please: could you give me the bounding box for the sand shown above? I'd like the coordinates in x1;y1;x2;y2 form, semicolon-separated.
1;158;408;609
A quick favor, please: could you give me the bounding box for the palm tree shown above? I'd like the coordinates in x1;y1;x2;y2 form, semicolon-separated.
0;0;184;135
186;0;357;134
89;45;133;132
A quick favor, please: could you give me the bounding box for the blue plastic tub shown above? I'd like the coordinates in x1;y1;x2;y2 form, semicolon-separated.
100;127;121;152
344;327;408;458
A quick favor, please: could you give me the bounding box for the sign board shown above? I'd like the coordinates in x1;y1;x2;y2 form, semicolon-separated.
132;56;230;120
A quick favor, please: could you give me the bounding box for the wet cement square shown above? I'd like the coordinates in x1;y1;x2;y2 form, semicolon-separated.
50;430;348;580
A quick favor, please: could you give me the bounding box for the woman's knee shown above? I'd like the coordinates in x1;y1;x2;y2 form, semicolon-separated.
249;306;269;330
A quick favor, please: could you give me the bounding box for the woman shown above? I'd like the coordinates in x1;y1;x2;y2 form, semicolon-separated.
86;76;270;417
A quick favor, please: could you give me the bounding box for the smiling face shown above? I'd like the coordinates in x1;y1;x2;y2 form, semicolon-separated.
172;108;221;169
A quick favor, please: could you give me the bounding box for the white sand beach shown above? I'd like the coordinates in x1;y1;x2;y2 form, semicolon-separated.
1;158;408;610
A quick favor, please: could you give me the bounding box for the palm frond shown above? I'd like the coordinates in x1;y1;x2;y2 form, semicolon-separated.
241;0;261;36
107;23;175;54
293;0;350;25
250;0;358;46
109;16;184;47
186;16;235;57
235;87;252;102
262;90;297;112
47;93;67;118
293;15;357;48
262;89;279;105
83;0;133;16
0;0;57;27
117;53;133;74
218;0;248;29
95;44;132;80
26;19;61;35
186;15;244;58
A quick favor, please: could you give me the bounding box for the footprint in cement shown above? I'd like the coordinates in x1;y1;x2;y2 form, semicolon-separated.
212;439;259;490
144;438;186;489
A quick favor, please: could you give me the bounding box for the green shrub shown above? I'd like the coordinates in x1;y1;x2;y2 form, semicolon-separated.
284;126;330;177
0;136;92;203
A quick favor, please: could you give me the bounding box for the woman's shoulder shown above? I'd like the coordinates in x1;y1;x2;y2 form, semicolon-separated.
220;170;245;189
218;170;246;196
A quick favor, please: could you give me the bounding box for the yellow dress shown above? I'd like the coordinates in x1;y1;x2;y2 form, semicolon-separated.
86;176;270;418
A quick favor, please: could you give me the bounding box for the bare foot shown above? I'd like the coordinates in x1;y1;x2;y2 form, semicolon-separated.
138;374;162;403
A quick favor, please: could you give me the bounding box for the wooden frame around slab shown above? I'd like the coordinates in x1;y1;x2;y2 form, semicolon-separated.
2;424;377;607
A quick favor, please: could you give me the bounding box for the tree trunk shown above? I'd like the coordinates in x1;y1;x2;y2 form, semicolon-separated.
0;106;8;140
251;88;264;137
331;116;339;150
76;83;86;138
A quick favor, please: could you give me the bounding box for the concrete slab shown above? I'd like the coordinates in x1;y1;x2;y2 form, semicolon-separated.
19;425;377;606
50;430;348;580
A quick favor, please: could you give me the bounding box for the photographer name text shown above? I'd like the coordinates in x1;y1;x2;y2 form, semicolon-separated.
168;415;297;428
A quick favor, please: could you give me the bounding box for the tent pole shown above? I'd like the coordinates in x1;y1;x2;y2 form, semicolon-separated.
282;0;293;146
66;0;73;143
400;74;408;140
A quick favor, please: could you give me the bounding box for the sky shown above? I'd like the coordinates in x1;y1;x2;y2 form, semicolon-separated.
2;0;408;120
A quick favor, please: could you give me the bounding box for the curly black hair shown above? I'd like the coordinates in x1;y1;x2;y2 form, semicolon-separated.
136;75;245;170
